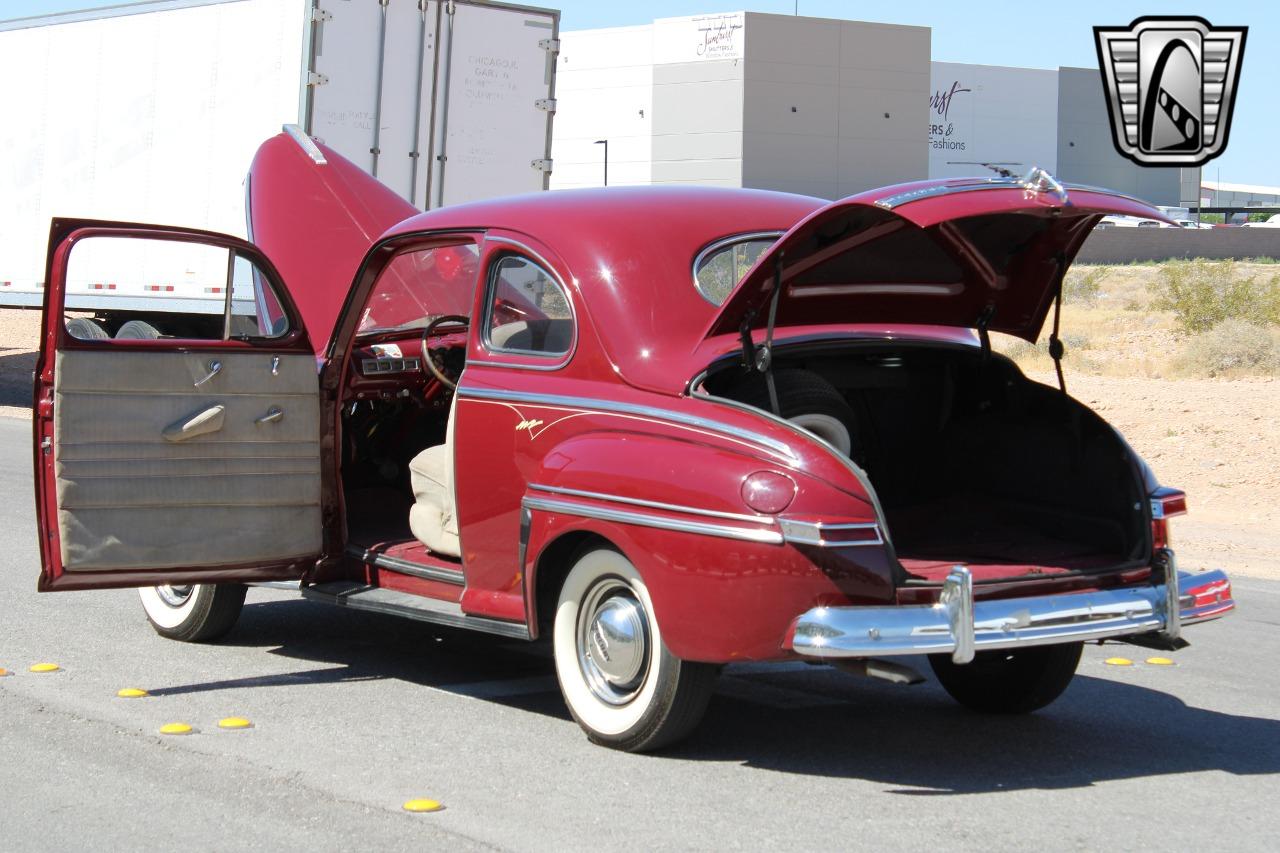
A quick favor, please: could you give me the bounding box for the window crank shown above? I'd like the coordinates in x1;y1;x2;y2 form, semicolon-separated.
255;406;284;425
193;359;222;387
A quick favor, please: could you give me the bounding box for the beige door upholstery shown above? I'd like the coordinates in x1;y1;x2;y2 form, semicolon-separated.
54;349;322;571
408;397;460;558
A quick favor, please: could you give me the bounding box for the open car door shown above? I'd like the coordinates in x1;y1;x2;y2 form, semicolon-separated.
34;219;325;591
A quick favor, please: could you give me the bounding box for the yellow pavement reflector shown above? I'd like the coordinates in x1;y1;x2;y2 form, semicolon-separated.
1104;657;1133;666
217;717;252;730
1146;657;1176;666
0;667;11;677
29;663;60;673
117;688;148;698
402;799;443;813
159;723;193;736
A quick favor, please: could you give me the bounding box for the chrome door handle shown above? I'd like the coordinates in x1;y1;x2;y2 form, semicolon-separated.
255;406;284;425
193;359;222;387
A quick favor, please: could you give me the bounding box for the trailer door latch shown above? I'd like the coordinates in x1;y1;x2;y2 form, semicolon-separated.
530;158;553;173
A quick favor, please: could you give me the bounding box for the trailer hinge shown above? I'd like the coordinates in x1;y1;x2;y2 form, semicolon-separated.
531;158;553;173
535;98;557;113
306;71;329;87
445;0;455;15
538;38;561;53
311;7;333;23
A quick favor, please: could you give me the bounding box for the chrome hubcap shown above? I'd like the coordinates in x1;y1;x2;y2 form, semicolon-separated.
577;579;650;706
155;585;194;608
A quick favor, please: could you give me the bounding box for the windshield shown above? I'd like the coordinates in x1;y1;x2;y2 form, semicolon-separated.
357;243;479;334
693;234;779;305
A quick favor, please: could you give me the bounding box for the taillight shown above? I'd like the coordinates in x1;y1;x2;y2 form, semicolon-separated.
1150;487;1187;550
740;471;796;514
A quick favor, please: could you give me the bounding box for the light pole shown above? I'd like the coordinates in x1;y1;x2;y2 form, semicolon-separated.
594;139;608;187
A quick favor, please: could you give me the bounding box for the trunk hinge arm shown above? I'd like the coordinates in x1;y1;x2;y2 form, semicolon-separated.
1047;252;1068;395
975;303;995;366
737;254;785;415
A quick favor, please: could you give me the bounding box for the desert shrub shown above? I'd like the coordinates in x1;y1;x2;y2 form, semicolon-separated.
1176;319;1280;377
1149;259;1280;333
1063;265;1107;306
1002;332;1090;361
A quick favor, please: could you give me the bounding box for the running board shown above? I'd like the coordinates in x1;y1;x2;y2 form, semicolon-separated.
303;581;531;640
345;545;465;585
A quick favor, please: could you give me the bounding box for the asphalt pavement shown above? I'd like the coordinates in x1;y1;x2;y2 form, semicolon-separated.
1;415;1278;851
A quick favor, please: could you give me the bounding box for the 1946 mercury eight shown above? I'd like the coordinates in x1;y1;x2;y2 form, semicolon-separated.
34;128;1235;751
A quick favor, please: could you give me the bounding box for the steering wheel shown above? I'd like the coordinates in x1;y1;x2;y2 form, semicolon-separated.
421;314;469;390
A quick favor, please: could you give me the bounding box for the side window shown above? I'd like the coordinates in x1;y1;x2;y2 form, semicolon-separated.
63;235;290;341
484;255;573;357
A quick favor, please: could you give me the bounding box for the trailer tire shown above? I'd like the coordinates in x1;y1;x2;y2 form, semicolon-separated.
115;320;161;339
65;317;109;340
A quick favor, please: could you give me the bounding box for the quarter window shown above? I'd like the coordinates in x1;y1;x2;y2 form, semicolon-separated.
693;235;778;305
485;255;573;357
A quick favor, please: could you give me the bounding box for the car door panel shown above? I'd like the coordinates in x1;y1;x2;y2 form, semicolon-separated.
36;220;328;590
53;349;322;572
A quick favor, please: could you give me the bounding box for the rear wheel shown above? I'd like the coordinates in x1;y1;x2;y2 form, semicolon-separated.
552;548;718;751
929;642;1082;713
138;583;247;642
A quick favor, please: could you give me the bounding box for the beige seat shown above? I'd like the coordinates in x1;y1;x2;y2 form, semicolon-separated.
408;397;460;558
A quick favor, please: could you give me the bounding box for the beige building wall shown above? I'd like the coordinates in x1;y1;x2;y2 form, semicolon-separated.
741;14;929;198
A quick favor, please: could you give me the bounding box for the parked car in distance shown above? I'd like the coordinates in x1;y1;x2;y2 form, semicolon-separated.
1240;214;1280;227
33;132;1236;751
1096;214;1164;229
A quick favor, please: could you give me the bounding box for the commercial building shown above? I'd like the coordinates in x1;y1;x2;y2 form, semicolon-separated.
551;11;1188;207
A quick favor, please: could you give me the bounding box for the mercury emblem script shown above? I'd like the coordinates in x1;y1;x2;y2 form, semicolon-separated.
1093;17;1246;167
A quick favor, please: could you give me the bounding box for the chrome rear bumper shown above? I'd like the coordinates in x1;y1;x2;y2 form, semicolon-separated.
786;553;1234;664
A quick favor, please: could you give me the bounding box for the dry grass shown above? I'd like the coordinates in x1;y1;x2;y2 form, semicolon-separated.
993;261;1280;380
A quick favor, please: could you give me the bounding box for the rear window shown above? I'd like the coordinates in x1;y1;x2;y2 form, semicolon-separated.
693;234;779;305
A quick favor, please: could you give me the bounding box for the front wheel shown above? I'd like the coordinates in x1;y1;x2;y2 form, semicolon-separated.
553;548;718;751
138;583;247;642
929;642;1082;714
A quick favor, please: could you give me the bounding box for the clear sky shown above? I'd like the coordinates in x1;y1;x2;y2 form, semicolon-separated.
3;0;1276;186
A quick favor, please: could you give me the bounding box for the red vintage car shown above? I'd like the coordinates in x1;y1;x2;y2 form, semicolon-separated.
34;128;1235;751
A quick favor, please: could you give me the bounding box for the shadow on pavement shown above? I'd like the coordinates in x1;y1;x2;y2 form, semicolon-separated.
154;596;1280;793
0;349;36;409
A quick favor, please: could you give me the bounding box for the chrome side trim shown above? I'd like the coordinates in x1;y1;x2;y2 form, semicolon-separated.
282;123;327;165
456;386;797;460
776;518;884;548
691;230;784;306
522;495;784;545
529;483;769;525
787;563;1235;661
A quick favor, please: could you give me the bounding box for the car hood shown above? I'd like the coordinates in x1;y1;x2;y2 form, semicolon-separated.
703;174;1172;343
247;129;419;353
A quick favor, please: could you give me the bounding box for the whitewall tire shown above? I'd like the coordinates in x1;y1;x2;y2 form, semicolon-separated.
552;548;718;751
138;583;247;642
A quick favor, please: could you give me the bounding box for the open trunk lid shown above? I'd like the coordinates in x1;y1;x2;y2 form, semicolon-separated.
703;172;1172;343
246;127;419;354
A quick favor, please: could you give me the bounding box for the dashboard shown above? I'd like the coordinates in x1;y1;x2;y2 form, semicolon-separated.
345;328;467;403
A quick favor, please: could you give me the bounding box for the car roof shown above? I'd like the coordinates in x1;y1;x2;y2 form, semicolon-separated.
382;186;825;393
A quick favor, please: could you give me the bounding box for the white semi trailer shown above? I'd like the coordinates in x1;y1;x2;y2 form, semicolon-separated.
0;0;559;336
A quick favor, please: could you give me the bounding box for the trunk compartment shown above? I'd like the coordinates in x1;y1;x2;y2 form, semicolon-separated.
705;341;1150;585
